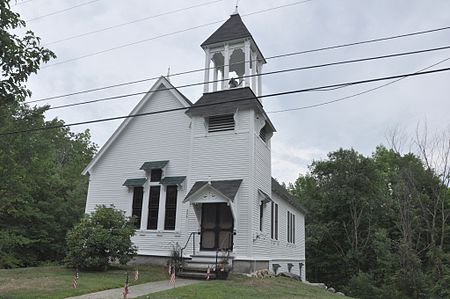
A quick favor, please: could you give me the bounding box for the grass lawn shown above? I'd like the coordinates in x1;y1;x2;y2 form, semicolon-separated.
0;264;167;299
141;274;350;299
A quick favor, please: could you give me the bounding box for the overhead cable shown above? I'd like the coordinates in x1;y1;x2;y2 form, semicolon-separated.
267;57;450;113
3;66;450;136
43;45;450;110
25;0;101;22
44;0;224;46
28;42;450;104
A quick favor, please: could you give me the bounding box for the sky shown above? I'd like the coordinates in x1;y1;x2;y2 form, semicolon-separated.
12;0;450;184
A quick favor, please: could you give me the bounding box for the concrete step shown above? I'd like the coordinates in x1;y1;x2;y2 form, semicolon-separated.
189;254;233;264
187;259;220;265
178;271;217;280
183;264;216;272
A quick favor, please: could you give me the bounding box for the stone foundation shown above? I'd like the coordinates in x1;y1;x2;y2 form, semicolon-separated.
231;260;269;273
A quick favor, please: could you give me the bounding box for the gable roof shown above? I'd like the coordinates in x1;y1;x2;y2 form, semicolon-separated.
185;180;243;201
187;87;276;132
201;14;252;47
165;77;193;105
271;178;308;214
82;76;191;175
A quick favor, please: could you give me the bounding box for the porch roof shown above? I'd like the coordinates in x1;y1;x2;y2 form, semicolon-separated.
184;179;243;202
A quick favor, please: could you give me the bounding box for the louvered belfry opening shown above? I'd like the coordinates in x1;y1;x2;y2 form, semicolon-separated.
208;114;235;132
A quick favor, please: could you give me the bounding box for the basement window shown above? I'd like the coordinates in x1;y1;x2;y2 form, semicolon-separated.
208;114;235;133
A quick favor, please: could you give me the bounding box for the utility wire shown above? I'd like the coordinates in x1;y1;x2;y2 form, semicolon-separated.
44;0;224;46
25;0;101;22
30;25;450;103
12;0;36;7
4;67;450;136
267;57;450;114
39;0;315;69
44;44;450;110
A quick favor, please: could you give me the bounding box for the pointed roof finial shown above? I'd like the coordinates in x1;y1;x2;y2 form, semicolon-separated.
233;0;239;14
167;66;171;81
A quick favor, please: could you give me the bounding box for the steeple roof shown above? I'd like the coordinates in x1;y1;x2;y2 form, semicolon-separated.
201;13;252;47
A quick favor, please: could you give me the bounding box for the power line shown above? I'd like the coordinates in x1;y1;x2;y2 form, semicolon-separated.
25;0;101;22
29;24;450;103
44;44;450;110
4;67;450;136
44;0;224;46
267;57;450;114
39;0;315;69
12;0;36;7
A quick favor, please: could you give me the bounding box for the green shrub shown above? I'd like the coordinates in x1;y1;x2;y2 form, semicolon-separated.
65;205;137;270
347;272;384;299
168;243;183;272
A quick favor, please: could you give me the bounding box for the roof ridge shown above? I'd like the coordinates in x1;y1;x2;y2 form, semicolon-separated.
201;13;253;47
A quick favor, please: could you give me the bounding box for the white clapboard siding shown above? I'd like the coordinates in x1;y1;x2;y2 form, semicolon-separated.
84;78;306;270
252;191;306;277
85;80;192;256
188;109;253;257
250;133;273;258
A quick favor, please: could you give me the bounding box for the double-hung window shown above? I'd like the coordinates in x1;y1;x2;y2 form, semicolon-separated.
147;186;161;230
132;187;144;229
287;211;296;243
259;203;264;232
271;202;278;240
164;186;178;230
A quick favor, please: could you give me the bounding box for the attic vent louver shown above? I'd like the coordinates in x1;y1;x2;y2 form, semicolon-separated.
208;114;235;132
259;125;267;142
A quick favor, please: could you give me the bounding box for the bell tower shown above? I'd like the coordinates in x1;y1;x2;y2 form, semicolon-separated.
201;13;266;97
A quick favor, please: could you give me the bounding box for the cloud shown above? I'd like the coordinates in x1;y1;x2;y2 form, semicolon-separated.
272;142;327;184
13;0;450;183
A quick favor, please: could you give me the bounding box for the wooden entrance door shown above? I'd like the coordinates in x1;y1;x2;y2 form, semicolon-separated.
200;203;233;251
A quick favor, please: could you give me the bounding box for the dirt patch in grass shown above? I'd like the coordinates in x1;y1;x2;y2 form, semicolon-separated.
0;276;64;292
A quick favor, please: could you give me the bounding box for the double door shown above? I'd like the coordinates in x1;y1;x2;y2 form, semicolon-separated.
200;203;233;251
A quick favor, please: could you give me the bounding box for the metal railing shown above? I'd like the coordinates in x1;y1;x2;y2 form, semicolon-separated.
215;248;231;279
180;231;200;259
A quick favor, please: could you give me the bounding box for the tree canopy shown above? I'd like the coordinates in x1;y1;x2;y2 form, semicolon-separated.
292;145;450;298
0;0;97;268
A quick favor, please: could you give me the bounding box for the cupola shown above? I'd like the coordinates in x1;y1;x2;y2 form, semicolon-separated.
201;13;266;97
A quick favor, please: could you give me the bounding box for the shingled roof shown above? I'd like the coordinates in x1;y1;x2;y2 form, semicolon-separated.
271;178;308;214
187;87;276;132
201;14;252;47
187;87;258;115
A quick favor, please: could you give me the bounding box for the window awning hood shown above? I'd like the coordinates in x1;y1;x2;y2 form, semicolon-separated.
123;178;147;187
